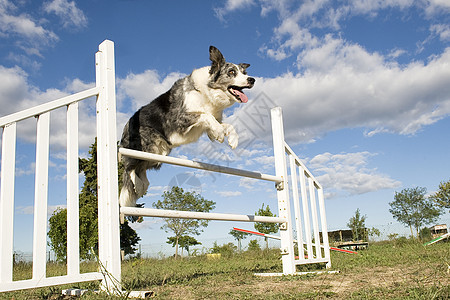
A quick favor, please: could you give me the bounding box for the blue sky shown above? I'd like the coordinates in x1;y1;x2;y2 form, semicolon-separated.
1;0;449;255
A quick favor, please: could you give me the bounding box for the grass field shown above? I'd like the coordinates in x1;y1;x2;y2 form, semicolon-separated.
2;240;449;299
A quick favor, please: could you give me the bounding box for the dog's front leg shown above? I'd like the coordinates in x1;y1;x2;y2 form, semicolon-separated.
197;113;225;143
222;123;238;149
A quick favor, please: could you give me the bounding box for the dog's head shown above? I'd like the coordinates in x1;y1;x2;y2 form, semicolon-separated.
208;46;255;104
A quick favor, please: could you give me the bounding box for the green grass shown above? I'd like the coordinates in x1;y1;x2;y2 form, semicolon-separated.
2;241;449;299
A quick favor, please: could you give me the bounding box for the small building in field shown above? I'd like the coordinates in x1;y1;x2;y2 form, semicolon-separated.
322;229;369;250
430;224;448;238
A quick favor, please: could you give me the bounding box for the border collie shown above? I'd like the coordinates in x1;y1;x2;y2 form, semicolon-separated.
119;46;255;207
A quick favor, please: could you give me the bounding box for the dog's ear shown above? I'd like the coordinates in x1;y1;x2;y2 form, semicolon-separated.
239;63;250;72
209;46;225;75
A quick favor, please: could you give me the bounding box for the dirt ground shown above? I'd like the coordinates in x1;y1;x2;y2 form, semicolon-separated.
152;263;449;299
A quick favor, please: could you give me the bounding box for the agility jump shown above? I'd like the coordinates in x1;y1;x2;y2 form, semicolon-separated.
0;40;331;295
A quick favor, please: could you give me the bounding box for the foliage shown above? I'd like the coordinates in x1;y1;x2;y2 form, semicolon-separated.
254;203;278;248
167;235;201;255
8;242;449;299
47;208;68;260
229;228;251;251
429;179;450;210
210;242;237;256
120;219;141;256
367;227;381;241
247;239;261;251
153;186;215;258
389;187;442;239
48;140;140;261
419;227;432;241
347;208;367;241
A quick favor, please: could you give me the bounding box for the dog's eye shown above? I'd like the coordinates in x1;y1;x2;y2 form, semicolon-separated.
228;69;236;76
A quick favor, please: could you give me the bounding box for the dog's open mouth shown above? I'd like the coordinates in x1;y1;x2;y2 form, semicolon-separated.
228;86;249;103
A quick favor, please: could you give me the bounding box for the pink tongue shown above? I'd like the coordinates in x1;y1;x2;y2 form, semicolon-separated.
233;89;248;103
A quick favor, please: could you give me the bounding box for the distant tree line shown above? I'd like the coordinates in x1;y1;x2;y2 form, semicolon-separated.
389;181;449;239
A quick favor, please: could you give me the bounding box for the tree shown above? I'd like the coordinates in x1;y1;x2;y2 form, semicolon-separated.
254;204;278;249
247;239;261;251
389;187;442;239
229;229;250;252
347;208;367;241
153;186;215;258
429;179;450;211
167;235;201;256
367;227;381;242
48;140;140;261
211;242;236;256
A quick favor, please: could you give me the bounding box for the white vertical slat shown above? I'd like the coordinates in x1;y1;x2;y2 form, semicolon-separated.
96;40;121;293
0;123;17;283
270;107;295;274
308;178;321;259
289;155;305;261
299;168;313;258
32;112;50;280
66;102;80;276
318;187;331;268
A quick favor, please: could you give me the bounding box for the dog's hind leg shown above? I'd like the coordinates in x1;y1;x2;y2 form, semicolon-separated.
139;169;150;195
131;166;149;198
119;169;139;207
130;169;145;198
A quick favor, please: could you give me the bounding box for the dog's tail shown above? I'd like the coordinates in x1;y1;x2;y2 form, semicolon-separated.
119;169;139;207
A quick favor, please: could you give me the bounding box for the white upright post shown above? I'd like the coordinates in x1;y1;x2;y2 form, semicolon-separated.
32;112;50;281
299;169;313;257
96;40;121;293
271;107;295;274
318;187;332;268
67;102;80;276
289;156;305;261
0;123;16;284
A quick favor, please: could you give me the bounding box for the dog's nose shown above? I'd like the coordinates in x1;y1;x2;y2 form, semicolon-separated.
248;77;255;85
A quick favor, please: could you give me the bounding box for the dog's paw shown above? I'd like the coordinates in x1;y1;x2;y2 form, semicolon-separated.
207;124;225;143
223;124;238;149
228;133;238;149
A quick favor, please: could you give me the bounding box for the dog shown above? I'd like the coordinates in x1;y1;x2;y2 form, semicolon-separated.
119;46;255;207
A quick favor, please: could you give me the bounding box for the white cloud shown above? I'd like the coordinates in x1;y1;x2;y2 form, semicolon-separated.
244;155;274;173
0;0;58;55
239;177;258;190
216;190;242;197
15;162;35;177
248;42;450;142
0;65;98;149
424;0;450;16
309;151;401;197
214;0;256;21
16;204;66;215
117;70;185;112
129;218;161;231
247;5;447;154
44;0;87;29
430;24;450;42
149;185;165;191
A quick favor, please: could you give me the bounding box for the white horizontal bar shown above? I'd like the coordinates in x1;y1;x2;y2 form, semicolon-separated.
119;148;283;184
0;87;100;126
0;272;103;293
120;207;287;223
294;258;330;265
254;270;339;277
